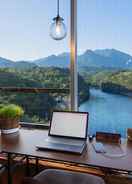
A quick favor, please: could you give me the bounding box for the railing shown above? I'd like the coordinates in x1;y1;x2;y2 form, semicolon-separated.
0;87;69;93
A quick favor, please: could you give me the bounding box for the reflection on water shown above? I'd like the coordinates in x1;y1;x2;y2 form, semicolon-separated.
79;88;132;137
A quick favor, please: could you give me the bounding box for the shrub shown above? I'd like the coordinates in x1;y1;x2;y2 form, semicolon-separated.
0;104;24;119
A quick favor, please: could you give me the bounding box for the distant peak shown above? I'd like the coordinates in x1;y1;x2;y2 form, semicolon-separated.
48;54;57;58
0;56;14;62
58;52;70;57
94;48;131;55
84;49;94;54
43;54;57;60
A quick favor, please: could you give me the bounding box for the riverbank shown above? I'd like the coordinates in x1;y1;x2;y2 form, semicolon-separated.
81;69;132;98
101;82;132;97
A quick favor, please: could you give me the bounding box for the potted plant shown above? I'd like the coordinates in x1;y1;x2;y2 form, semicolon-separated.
0;104;24;134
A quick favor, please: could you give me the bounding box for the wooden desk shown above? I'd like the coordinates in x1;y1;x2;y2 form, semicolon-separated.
0;128;132;184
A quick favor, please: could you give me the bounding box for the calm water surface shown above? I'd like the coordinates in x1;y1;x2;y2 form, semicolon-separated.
79;88;132;137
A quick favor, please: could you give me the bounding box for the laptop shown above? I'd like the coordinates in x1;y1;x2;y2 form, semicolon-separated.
36;111;89;154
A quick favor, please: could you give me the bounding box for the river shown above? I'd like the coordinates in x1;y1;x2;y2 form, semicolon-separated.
79;88;132;137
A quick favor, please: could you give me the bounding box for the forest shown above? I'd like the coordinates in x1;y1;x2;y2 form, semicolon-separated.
0;67;89;124
80;68;132;96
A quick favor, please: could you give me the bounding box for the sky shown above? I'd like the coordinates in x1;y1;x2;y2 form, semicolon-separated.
0;0;132;61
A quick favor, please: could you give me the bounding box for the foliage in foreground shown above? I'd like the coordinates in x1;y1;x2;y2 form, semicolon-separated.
0;104;24;119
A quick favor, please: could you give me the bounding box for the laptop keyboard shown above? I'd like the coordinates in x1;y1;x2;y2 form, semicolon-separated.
37;141;85;153
46;137;84;146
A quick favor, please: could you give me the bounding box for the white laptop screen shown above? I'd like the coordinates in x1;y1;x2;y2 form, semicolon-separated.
49;112;88;138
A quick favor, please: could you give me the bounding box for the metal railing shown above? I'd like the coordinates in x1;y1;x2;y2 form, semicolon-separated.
0;87;69;93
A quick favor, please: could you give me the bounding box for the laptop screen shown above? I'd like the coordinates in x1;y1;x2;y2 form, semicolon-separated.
49;111;88;139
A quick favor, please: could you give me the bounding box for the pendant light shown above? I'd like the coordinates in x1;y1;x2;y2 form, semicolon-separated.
50;0;67;40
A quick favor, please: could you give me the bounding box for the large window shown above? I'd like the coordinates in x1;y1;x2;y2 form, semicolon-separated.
2;1;132;137
0;0;71;124
78;0;132;137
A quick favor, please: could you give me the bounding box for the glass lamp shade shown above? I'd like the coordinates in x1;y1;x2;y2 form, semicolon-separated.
50;16;67;40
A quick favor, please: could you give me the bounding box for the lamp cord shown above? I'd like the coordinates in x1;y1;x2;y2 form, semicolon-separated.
57;0;60;16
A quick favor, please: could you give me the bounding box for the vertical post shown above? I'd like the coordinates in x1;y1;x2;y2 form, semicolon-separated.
7;153;12;184
26;156;30;176
70;0;78;111
35;157;39;174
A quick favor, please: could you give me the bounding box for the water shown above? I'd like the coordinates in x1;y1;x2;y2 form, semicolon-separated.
79;88;132;137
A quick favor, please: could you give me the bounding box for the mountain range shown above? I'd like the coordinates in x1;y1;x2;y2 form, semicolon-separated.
0;49;132;69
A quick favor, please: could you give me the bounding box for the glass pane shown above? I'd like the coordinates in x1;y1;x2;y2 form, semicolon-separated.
0;0;70;124
78;0;132;137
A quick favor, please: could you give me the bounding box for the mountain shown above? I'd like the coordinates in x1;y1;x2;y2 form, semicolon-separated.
94;49;132;68
0;57;14;67
33;49;132;69
34;53;70;68
13;61;36;69
0;57;37;69
79;49;112;68
0;49;132;69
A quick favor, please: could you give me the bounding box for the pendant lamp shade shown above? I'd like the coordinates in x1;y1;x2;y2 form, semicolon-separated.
50;0;67;40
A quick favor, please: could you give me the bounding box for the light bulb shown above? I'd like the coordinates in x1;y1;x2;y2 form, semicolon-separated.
50;16;67;41
56;22;61;36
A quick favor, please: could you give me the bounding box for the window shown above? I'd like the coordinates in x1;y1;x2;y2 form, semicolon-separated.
78;0;132;137
0;0;70;124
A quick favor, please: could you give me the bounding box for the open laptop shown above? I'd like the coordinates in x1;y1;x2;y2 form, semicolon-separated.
36;111;89;154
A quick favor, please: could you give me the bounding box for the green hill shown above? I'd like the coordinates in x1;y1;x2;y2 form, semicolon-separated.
0;67;89;123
